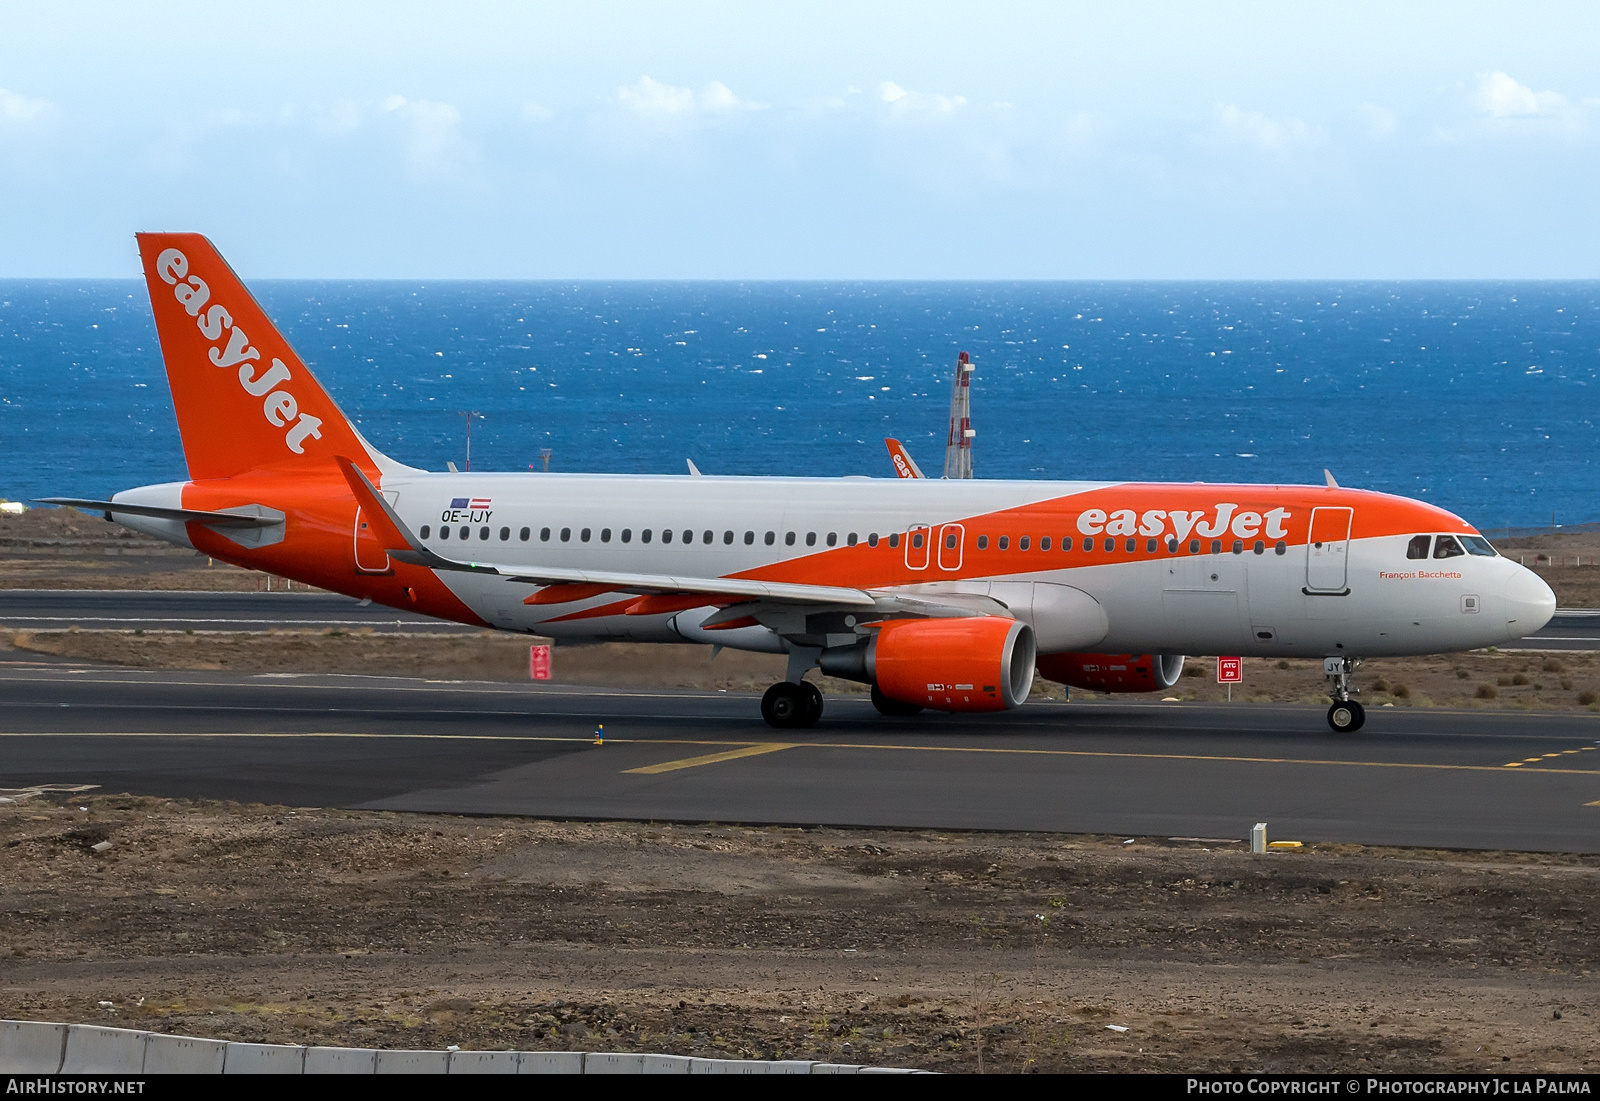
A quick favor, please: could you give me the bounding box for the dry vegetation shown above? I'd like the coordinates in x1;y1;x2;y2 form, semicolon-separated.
1;794;1594;1073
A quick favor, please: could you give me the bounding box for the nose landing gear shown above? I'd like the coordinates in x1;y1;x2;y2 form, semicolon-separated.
1323;656;1365;731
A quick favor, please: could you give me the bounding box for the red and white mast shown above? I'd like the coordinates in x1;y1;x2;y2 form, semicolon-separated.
941;351;975;479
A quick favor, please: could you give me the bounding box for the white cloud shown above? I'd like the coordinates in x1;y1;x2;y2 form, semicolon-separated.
1212;104;1320;150
0;86;52;125
616;76;764;119
1356;102;1397;139
1475;71;1566;118
877;80;966;115
381;95;474;175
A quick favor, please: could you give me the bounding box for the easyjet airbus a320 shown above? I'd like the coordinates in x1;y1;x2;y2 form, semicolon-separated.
44;234;1556;732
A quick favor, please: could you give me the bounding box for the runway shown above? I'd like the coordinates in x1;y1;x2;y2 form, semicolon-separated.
1;589;1594;647
0;589;475;634
2;663;1596;851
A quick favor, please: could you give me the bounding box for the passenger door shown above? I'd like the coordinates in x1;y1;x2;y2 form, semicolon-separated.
1305;507;1353;593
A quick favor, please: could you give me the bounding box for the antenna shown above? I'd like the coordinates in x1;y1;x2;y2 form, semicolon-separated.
941;351;975;479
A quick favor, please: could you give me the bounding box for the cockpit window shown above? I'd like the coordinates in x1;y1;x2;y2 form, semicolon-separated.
1433;534;1466;559
1406;535;1431;560
1461;535;1498;557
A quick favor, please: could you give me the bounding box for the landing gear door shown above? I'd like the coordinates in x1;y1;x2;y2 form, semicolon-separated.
1305;506;1353;593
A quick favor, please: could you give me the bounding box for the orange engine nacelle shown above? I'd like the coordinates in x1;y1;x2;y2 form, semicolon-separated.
871;617;1037;712
1035;652;1186;693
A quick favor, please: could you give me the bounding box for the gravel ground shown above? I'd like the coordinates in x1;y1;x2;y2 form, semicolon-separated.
1;794;1595;1073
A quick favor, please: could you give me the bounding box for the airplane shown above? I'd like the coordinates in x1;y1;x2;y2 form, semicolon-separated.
41;233;1556;733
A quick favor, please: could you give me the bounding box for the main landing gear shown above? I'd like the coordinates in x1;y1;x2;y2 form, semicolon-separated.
761;681;823;729
1323;655;1365;732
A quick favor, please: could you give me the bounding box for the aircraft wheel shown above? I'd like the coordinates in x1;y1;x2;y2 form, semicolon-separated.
799;681;824;727
761;682;806;728
1327;700;1365;732
871;683;924;717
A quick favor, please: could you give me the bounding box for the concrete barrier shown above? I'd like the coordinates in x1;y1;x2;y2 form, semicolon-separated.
375;1049;449;1074
223;1042;307;1074
3;1021;924;1074
60;1024;148;1073
0;1021;68;1073
522;1051;586;1074
143;1033;228;1074
302;1045;378;1073
446;1050;521;1074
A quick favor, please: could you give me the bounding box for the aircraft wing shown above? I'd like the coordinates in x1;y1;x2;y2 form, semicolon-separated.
334;456;877;609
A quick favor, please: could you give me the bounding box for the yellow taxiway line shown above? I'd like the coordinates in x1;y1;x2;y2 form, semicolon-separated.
623;743;797;775
3;730;1599;777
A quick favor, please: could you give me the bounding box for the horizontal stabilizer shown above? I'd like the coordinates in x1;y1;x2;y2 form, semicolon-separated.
35;498;281;528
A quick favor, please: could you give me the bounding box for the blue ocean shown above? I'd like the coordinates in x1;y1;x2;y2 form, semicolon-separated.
2;280;1597;531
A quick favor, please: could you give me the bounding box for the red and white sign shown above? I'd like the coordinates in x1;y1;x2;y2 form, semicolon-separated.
530;644;551;680
1217;656;1242;683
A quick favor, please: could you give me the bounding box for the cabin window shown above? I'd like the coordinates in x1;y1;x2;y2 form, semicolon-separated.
1434;534;1466;559
1211;540;1222;554
786;532;796;546
806;532;817;546
580;528;591;542
621;529;632;543
479;526;490;541
1462;535;1498;557
1232;540;1243;554
661;529;672;544
888;533;899;548
499;526;510;541
1019;536;1030;551
459;526;470;540
641;529;652;544
867;533;879;548
1253;540;1265;555
743;531;754;545
912;532;925;549
703;530;713;544
1274;540;1286;555
1084;538;1094;552
1166;538;1178;552
520;527;530;542
765;531;775;545
826;532;838;547
946;532;958;549
847;533;858;546
1040;536;1051;551
1104;538;1115;552
600;528;612;543
1126;538;1137;552
420;525;431;539
1406;535;1431;560
723;530;734;545
1146;538;1158;553
977;535;989;550
998;536;1009;550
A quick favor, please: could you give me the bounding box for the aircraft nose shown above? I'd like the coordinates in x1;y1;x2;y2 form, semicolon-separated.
1504;565;1556;640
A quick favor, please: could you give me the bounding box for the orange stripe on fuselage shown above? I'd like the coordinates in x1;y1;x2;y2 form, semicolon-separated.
180;471;489;628
726;484;1474;592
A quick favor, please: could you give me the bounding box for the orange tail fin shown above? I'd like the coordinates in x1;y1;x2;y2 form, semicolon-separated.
136;232;375;480
884;438;924;479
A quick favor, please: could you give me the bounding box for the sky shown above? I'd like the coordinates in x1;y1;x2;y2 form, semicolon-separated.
1;1;1598;279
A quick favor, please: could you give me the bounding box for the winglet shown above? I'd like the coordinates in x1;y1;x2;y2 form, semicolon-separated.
1324;468;1339;488
885;438;924;479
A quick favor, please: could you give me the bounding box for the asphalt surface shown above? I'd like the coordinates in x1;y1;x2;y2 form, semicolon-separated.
2;589;1596;648
0;589;475;633
2;663;1596;851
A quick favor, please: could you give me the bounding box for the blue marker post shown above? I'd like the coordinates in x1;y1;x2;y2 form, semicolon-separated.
593;724;605;746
